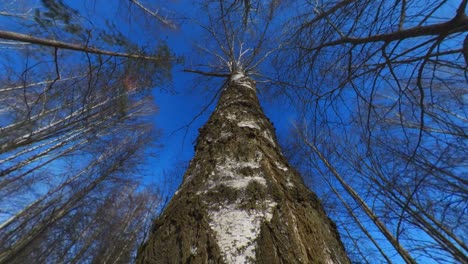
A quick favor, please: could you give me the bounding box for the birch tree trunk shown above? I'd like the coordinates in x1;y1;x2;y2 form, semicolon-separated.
137;72;350;263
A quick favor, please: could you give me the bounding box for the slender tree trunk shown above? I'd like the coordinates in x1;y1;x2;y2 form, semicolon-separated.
137;73;350;263
303;139;417;264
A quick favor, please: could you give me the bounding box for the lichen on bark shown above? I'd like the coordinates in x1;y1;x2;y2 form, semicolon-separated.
136;73;350;264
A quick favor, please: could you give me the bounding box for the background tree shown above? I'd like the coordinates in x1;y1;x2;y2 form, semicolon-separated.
0;0;174;262
275;0;467;263
2;0;466;263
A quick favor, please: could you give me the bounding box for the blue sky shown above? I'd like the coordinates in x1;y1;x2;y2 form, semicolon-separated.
0;0;298;201
2;1;464;262
121;0;300;193
149;63;297;195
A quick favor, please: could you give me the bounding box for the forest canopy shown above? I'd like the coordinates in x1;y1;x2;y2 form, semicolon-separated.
0;0;466;263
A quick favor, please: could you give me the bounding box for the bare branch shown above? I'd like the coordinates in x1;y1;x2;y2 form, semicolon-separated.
0;30;167;61
129;0;177;30
183;69;230;77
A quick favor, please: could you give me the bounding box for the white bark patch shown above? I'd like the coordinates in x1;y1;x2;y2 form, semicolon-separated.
220;131;233;139
190;246;198;255
230;72;244;81
238;120;260;130
274;162;288;172
208;200;276;264
184;163;200;183
323;247;338;264
223;99;250;108
286;178;294;188
229;72;255;91
274;162;294;187
236;81;255;91
291;213;307;261
262;131;276;146
205;156;265;191
226;113;237;120
224;176;266;189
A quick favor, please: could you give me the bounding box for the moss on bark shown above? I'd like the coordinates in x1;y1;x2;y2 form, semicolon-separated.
137;75;350;264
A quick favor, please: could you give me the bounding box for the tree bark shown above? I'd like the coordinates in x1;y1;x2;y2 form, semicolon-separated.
137;73;350;263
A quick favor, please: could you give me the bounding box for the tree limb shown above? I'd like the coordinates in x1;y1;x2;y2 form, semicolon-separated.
129;0;177;30
303;16;468;50
0;30;165;61
183;69;230;77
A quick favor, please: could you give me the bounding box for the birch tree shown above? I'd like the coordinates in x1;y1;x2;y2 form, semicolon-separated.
277;0;467;263
0;0;173;262
137;1;350;263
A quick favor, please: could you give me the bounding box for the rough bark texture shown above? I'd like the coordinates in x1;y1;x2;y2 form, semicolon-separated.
137;73;350;264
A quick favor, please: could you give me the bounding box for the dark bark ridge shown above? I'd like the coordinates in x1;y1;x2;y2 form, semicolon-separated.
137;72;350;264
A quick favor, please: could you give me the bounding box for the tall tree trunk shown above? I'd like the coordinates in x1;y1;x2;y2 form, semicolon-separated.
137;73;350;263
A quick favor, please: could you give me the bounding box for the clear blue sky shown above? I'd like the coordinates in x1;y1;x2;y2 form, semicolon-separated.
2;1;463;263
0;0;298;198
106;0;299;194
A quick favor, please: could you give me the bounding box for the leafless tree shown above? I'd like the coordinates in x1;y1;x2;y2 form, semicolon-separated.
0;0;173;262
137;1;351;263
277;1;467;263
